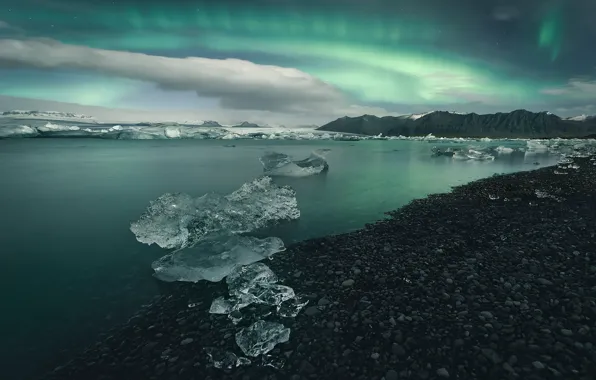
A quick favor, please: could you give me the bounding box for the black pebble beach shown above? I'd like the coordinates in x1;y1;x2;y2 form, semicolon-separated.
42;155;596;380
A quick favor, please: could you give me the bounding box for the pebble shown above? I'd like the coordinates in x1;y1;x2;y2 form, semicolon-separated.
304;306;320;316
436;368;450;378
392;343;406;356
341;279;355;287
532;361;545;370
537;278;553;286
385;369;399;380
317;298;330;306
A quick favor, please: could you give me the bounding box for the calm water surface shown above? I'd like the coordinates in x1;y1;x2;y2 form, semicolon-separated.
0;138;559;379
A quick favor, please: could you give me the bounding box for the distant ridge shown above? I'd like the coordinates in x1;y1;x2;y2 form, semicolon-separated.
317;110;596;138
0;110;97;123
231;121;263;128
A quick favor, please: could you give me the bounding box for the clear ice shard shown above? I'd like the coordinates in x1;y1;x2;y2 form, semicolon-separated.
260;150;329;177
209;296;234;314
130;192;195;249
277;296;309;318
208;262;298;313
131;176;300;249
204;348;251;369
151;235;286;282
226;263;279;296
235;320;291;357
262;355;286;369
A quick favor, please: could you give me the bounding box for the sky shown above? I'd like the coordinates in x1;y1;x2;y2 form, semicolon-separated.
0;0;595;124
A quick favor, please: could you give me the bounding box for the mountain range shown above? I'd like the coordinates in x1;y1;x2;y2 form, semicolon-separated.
0;110;97;123
317;110;596;138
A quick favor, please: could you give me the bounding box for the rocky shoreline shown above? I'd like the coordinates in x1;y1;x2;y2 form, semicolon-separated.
42;155;596;380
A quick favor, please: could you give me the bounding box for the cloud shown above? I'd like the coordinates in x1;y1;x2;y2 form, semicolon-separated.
0;38;359;114
0;21;11;29
541;77;596;97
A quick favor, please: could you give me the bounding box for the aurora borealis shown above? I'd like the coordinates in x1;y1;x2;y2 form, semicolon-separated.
0;0;595;124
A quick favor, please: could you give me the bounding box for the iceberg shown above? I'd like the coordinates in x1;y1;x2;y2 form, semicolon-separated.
525;140;548;152
260;150;329;177
130;177;300;249
0;125;39;138
495;146;514;154
235;320;290;357
151;235;285;283
452;147;495;161
431;146;457;157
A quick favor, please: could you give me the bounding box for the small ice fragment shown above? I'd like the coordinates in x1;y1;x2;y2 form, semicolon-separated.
535;190;564;202
209;296;234;314
226;263;279;296
235;320;291;357
262;355;286;369
495;146;513;154
277;296;309;318
188;302;201;308
253;284;296;305
488;194;499;200
205;347;251;369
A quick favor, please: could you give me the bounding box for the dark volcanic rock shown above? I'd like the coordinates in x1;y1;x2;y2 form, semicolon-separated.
41;155;596;380
317;109;596;138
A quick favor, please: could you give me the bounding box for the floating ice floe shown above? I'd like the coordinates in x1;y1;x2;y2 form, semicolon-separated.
495;146;514;154
453;148;495;161
260;150;329;177
131;177;299;249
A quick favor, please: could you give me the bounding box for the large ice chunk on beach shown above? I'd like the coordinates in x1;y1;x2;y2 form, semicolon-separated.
131;177;300;249
260;150;329;177
151;235;285;282
235;320;290;357
208;262;304;315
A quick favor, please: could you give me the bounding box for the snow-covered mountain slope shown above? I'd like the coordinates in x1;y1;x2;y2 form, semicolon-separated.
0;110;97;123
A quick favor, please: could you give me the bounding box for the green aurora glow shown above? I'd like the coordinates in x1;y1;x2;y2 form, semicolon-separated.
0;0;592;116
